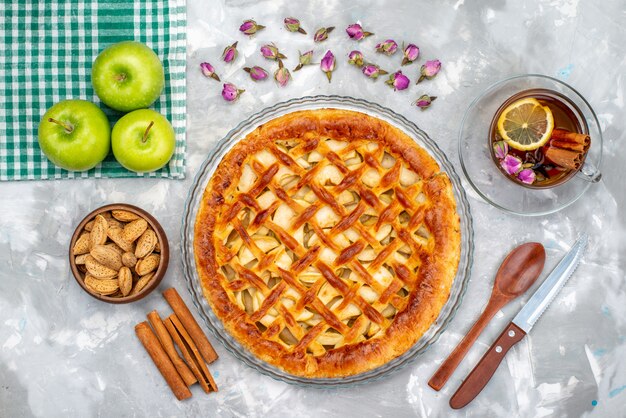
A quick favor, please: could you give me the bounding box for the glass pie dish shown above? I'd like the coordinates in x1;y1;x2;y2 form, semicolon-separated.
181;95;474;387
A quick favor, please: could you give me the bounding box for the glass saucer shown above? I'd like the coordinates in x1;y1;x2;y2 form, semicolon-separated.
459;74;603;216
181;95;474;387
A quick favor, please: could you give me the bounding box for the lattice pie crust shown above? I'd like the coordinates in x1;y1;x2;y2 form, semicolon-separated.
194;109;461;377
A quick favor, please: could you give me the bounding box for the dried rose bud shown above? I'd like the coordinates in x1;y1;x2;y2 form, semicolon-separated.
200;62;220;81
517;168;536;184
260;44;287;60
402;43;420;66
222;83;244;102
346;23;373;41
362;63;388;79
294;50;314;71
385;70;410;91
274;60;291;87
313;26;334;43
239;19;265;36
413;94;437;110
284;17;306;34
320;50;336;83
375;39;398;55
493;141;509;160
244;66;269;81
417;59;442;83
348;50;364;67
501;154;523;175
222;41;238;63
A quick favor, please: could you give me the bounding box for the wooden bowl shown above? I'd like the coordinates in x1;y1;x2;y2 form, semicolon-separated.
69;203;169;304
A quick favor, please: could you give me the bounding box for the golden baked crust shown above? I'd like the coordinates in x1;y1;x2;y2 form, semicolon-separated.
194;109;461;378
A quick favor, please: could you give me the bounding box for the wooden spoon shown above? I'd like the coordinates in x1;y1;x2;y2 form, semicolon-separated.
428;242;546;391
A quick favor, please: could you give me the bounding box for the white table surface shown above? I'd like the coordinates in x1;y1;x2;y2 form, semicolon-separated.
2;0;625;416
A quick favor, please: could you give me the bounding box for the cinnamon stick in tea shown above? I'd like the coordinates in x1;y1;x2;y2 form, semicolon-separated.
163;316;212;394
550;140;586;152
551;128;590;147
147;310;197;387
135;321;192;401
163;288;218;364
544;146;582;170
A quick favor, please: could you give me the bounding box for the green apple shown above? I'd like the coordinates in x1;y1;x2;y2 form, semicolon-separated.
91;41;165;112
111;109;175;172
38;100;110;171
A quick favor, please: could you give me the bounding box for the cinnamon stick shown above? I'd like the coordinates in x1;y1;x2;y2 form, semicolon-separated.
135;321;192;401
147;310;197;387
163;288;218;364
551;128;590;146
170;314;218;392
163;316;212;393
165;315;218;392
544;146;582;170
550;139;586;152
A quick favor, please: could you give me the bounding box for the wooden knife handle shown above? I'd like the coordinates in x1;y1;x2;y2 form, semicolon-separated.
449;322;526;409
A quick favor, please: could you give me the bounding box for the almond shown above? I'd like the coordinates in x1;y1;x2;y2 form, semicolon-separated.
122;251;138;268
112;210;141;222
90;215;109;249
118;267;133;296
75;254;87;264
130;272;154;295
135;229;157;258
122;218;148;243
135;253;160;276
90;245;123;271
84;220;94;231
84;275;119;296
105;242;124;256
85;254;118;279
73;233;91;255
107;227;135;253
107;218;124;230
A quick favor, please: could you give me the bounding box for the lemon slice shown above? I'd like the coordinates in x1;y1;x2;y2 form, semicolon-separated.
497;98;554;151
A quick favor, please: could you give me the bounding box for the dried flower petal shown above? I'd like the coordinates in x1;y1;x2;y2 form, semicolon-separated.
320;50;336;83
362;63;388;79
402;44;420;66
200;62;220;81
222;83;244;102
346;23;373;41
314;26;334;43
294;50;314;71
244;66;269;81
385;70;410;91
348;50;364;67
417;59;442;83
375;39;398;56
274;60;291;87
239;19;265;36
501;154;523;175
493;141;509;160
222;41;238;63
414;94;437;110
260;43;287;60
517;168;536;184
284;17;306;34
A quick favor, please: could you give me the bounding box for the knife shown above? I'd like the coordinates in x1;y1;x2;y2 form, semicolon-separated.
449;234;588;409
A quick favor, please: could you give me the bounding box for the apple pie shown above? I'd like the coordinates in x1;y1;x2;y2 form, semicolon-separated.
194;109;461;378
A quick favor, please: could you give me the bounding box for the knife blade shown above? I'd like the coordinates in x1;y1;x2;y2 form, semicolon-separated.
449;234;588;409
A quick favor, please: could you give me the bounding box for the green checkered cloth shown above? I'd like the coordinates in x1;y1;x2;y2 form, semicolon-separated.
0;0;186;180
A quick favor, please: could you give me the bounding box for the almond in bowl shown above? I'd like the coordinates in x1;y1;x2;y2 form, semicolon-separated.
69;204;169;303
